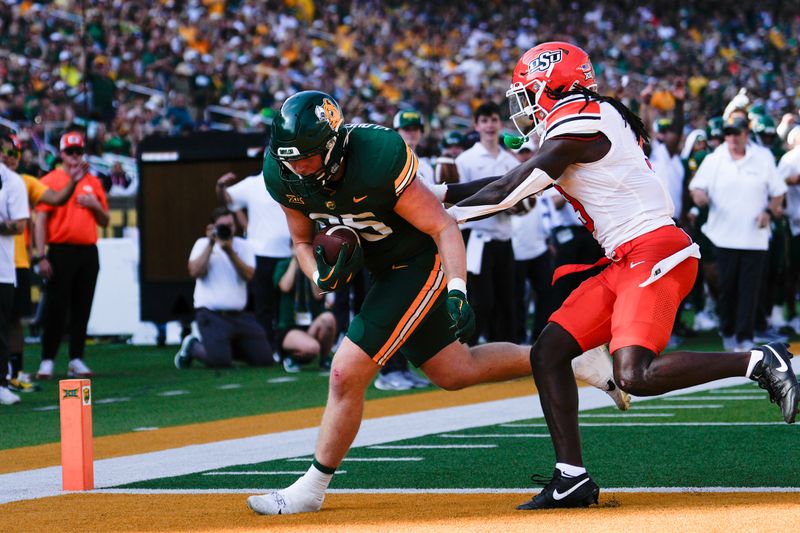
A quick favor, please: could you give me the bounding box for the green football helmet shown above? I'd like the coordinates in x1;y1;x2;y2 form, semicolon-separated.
441;130;465;149
747;104;766;123
706;116;724;140
751;114;776;136
268;90;348;197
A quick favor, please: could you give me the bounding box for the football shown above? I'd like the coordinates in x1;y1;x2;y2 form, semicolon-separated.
312;225;361;264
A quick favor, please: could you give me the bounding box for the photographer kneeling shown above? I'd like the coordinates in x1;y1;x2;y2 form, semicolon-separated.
175;207;273;369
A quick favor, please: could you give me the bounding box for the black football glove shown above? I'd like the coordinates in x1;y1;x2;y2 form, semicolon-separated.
314;243;364;292
446;289;475;343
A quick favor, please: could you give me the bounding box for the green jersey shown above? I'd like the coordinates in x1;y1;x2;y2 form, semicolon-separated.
263;124;435;272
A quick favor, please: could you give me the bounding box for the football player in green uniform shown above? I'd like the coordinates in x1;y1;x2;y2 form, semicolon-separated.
248;91;623;515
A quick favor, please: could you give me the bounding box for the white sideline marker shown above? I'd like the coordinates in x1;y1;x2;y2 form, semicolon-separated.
632;404;723;409
32;405;59;412
370;445;497;449
572;422;786;427
440;434;550;438
267;377;298;384
92;486;800;495
664;396;763;401
287;457;423;462
503;422;786;428
579;413;675;418
203;470;346;476
158;390;189;397
94;397;131;404
216;384;242;390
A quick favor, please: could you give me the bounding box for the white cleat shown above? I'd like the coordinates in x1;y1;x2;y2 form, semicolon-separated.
605;381;631;411
572;345;630;410
247;490;323;515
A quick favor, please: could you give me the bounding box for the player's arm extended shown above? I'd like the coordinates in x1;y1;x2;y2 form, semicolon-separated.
280;204;318;282
443;176;502;205
447;135;610;223
395;178;466;287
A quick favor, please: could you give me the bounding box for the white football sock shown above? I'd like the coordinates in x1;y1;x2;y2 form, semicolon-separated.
556;462;586;478
282;464;332;510
745;349;764;379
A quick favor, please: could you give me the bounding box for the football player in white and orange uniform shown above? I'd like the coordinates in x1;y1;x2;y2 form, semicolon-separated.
448;41;799;510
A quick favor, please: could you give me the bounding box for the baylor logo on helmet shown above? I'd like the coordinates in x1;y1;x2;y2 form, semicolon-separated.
278;147;300;157
528;50;563;73
315;98;343;131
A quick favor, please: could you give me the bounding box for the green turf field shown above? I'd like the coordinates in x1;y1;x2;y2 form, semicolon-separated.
1;331;796;460
0;343;423;450
115;381;798;491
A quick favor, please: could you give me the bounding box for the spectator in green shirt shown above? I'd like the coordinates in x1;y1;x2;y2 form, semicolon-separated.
274;255;336;373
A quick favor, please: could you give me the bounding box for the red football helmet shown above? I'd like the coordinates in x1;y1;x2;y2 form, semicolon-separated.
507;42;597;138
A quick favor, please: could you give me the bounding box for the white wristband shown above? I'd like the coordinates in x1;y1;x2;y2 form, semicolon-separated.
428;183;448;202
447;277;467;294
313;270;320;285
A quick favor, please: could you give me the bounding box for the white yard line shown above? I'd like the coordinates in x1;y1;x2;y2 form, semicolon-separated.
503;422;788;428
0;376;754;504
369;445;497;449
439;434;551;438
663;396;764;401
632;404;723;409
287;457;423;462
579;413;675;418
90;486;800;495
202;471;347;476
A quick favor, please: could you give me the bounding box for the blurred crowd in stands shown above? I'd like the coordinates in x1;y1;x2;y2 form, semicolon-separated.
1;1;799;170
3;0;800;399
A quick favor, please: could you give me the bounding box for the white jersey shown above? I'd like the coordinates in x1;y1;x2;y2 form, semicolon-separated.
540;98;675;257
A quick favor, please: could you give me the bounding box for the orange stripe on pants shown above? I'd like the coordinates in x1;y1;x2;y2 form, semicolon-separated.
373;256;445;365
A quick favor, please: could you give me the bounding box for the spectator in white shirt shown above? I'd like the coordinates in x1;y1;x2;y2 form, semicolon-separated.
509;141;558;343
455;102;520;343
777;126;800;332
0;163;30;405
174;207;273;369
689;115;787;351
216;171;292;353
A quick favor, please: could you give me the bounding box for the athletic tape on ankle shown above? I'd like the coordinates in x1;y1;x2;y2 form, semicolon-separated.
312;458;337;475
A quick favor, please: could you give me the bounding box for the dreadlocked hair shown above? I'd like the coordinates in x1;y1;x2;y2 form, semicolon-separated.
544;85;650;147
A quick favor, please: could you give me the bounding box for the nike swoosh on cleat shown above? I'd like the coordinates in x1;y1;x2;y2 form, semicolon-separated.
552;478;591;500
630;261;645;268
766;345;789;372
353;195;368;203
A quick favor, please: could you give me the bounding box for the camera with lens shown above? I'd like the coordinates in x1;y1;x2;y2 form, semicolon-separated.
214;223;233;240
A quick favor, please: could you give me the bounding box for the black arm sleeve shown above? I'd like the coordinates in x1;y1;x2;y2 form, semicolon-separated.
443;176;501;204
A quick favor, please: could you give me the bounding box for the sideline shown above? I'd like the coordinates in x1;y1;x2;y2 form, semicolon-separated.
0;377;757;504
0;379;536;475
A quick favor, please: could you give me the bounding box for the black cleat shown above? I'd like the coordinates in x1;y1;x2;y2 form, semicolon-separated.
516;469;599;510
750;342;799;424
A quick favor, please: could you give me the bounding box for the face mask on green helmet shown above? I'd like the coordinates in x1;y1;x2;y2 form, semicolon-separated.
268;91;349;197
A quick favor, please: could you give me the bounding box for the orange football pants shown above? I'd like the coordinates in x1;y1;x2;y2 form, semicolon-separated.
549;225;698;354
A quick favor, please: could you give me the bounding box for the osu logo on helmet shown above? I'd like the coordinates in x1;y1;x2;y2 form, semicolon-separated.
527;50;563;74
507;42;596;138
